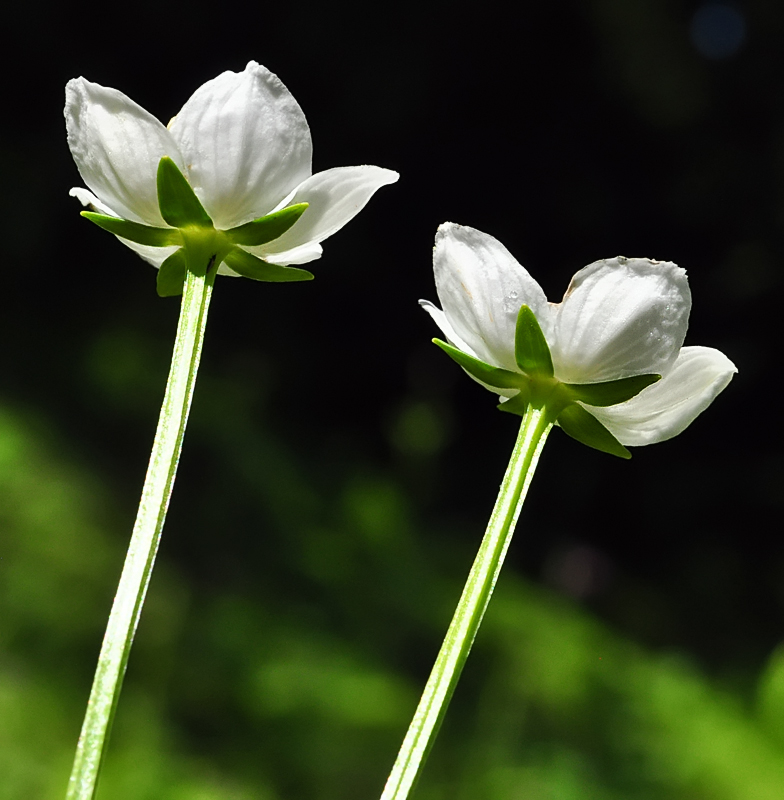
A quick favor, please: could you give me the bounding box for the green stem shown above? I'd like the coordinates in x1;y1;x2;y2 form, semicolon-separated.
65;267;215;800
380;404;553;800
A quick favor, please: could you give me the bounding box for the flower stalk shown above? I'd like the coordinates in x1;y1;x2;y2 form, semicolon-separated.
381;221;735;799
63;61;398;800
65;264;215;800
380;404;553;800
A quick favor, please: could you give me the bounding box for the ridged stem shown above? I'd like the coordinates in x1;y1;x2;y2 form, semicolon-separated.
380;405;553;800
66;267;215;800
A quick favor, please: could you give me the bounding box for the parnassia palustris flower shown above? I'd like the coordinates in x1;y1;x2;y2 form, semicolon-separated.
421;223;736;457
65;61;398;293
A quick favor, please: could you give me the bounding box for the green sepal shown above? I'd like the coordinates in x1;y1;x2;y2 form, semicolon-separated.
515;305;554;377
225;203;309;246
81;212;181;247
156;248;188;297
496;388;532;417
564;373;661;407
223;248;314;283
157;157;213;229
557;404;631;459
433;340;526;390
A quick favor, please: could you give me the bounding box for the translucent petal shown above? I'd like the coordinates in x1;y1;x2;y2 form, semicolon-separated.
261;242;323;266
585;346;736;446
70;187;176;268
169;61;312;229
120;241;178;270
551;256;691;383
421;302;518;398
256;166;399;259
432;223;552;372
65;78;182;226
69;187;119;217
419;299;480;359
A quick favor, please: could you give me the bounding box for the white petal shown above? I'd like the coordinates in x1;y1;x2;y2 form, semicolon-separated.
419;299;479;358
169;61;312;229
262;242;323;266
69;187;175;267
586;346;737;446
121;242;177;269
65;78;182;226
551;257;691;383
257;166;399;259
70;187;175;268
69;187;120;217
419;299;518;398
432;223;552;372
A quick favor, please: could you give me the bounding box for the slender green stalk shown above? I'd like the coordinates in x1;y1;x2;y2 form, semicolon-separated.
380;404;553;800
66;267;215;800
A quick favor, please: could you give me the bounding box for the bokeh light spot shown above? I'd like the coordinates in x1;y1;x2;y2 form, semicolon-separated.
690;3;746;59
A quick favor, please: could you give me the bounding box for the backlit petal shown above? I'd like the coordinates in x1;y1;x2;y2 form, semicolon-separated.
420;300;519;398
419;299;479;358
551;257;690;383
120;242;178;270
432;224;552;371
257;166;399;259
69;187;120;217
585;346;737;445
65;78;181;226
170;61;312;229
70;187;176;267
261;242;323;266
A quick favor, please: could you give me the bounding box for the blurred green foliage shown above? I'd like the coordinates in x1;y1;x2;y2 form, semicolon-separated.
3;390;784;799
2;0;781;796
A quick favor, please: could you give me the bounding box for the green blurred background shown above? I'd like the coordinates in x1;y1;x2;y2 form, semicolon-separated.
1;1;781;797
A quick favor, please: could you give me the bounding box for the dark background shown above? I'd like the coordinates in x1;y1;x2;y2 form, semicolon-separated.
1;1;782;798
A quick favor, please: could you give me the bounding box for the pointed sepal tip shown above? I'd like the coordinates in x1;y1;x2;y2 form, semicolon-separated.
515;304;554;377
81;211;181;247
156;156;213;229
226;203;309;247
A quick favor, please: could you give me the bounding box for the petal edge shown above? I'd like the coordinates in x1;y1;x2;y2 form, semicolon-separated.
585;346;737;445
65;77;181;225
257;165;399;258
432;223;552;372
552;256;691;383
170;61;313;228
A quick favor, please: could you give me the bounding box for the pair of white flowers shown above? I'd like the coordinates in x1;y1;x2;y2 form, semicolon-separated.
66;62;735;451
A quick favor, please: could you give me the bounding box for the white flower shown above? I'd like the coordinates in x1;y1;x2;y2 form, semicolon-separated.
421;223;736;448
65;61;398;276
